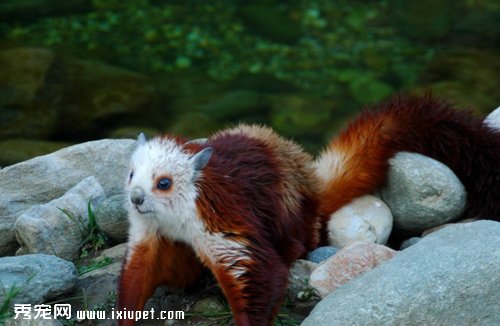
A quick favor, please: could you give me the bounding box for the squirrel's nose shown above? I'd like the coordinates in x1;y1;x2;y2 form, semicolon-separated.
130;187;145;205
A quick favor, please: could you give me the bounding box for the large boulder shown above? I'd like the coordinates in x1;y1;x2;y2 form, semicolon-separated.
0;254;77;306
0;139;136;256
15;176;106;261
380;152;466;233
302;221;500;325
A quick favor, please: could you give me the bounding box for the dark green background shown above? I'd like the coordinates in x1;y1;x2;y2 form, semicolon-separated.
0;0;499;166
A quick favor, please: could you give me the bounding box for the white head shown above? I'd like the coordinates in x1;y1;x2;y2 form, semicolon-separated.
126;133;213;242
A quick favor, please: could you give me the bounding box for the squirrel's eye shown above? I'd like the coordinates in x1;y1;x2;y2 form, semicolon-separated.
157;178;172;190
129;171;134;179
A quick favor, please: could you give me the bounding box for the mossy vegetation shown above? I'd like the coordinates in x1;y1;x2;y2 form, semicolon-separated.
0;1;433;95
0;0;498;162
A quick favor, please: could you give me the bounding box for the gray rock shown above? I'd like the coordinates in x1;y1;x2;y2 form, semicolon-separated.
75;245;126;311
302;221;500;326
95;194;129;242
380;152;466;233
0;139;136;256
307;246;338;264
15;177;106;261
99;242;128;262
399;237;422;250
0;254;77;306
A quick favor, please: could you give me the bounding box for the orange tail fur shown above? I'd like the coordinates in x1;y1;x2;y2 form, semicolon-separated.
315;103;400;218
315;94;500;235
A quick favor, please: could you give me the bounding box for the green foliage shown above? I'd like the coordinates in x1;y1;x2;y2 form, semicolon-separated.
0;1;428;96
77;256;112;275
0;284;21;323
1;0;498;154
58;200;109;259
349;74;395;104
296;276;319;302
0;274;36;323
81;200;108;256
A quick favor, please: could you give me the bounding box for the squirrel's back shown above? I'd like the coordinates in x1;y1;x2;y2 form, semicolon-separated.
195;124;320;262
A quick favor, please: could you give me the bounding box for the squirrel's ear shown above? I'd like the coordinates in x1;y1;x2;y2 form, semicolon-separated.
186;138;208;145
191;147;213;171
137;133;147;146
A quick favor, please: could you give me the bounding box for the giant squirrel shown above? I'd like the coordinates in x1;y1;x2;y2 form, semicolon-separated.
118;94;500;325
118;125;320;325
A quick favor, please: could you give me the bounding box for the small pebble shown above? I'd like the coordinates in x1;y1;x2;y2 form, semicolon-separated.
307;246;339;264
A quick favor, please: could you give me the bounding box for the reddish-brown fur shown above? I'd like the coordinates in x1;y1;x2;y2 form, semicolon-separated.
119;125;319;326
118;238;203;326
191;128;319;325
317;94;500;238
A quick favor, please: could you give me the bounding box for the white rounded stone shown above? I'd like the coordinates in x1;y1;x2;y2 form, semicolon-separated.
327;195;393;248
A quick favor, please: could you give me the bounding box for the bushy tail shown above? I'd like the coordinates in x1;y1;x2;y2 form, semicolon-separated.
314;94;500;225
